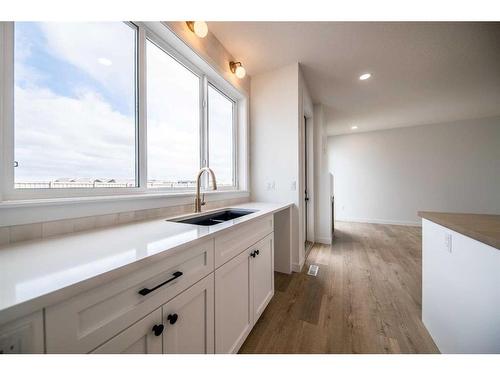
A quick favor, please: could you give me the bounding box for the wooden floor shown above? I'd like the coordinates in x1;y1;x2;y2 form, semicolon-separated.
239;221;439;354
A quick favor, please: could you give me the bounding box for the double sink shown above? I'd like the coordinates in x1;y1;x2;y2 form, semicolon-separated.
168;208;257;226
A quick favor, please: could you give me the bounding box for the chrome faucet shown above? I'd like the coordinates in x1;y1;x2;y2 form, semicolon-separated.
194;167;218;213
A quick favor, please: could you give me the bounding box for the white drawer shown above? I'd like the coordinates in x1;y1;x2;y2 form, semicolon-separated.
45;239;214;353
214;215;273;268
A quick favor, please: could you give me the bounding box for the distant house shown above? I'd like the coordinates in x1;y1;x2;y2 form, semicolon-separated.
53;178;117;184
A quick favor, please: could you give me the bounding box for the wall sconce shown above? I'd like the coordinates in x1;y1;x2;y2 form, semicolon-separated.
186;21;208;38
229;61;246;79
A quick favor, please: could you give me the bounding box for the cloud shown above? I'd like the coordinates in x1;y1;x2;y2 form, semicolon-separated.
15;85;136;181
38;22;136;104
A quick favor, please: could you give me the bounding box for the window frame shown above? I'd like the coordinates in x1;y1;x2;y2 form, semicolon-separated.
0;21;243;201
206;82;238;189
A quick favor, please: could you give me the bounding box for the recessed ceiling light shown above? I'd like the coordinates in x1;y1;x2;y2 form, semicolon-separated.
98;57;112;66
359;73;371;81
351;126;358;130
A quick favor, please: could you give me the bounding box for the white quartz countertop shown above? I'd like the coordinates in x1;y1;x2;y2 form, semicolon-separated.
0;202;292;323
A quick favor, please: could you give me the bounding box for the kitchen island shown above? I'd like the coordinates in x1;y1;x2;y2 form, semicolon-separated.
419;211;500;353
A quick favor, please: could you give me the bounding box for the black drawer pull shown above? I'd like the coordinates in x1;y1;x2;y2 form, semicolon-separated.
250;250;260;258
152;324;164;336
167;313;178;325
138;271;183;296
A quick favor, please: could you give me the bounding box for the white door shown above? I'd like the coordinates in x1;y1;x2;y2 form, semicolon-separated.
251;233;274;322
215;249;253;354
91;308;163;354
162;274;215;354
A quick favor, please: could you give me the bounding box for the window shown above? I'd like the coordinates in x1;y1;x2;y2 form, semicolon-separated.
146;40;200;189
3;22;242;199
13;22;138;189
208;85;235;186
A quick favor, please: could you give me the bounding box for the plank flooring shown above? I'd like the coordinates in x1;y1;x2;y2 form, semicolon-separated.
239;221;439;354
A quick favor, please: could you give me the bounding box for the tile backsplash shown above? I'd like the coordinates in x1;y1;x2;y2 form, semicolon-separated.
0;197;249;246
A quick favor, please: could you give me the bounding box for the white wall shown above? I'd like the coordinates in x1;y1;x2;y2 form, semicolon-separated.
328;116;500;225
313;104;332;243
250;63;308;271
298;66;314;252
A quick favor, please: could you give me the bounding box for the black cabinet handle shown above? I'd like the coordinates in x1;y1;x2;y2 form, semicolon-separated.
250;249;260;258
138;271;183;296
152;324;164;336
167;313;178;325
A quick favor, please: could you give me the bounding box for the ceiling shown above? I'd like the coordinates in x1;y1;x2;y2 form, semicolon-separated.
208;22;500;135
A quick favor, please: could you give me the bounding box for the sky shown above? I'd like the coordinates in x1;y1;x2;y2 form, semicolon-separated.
14;22;233;186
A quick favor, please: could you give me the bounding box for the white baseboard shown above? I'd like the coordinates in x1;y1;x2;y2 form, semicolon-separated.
292;260;304;273
335;217;421;227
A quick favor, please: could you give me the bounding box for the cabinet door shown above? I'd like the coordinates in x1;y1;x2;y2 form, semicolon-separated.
92;309;162;354
162;274;214;354
251;233;274;322
0;311;44;354
215;249;253;354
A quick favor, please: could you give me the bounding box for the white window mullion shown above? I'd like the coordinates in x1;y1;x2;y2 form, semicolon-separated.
1;22;15;201
232;101;238;189
201;75;209;190
137;24;148;191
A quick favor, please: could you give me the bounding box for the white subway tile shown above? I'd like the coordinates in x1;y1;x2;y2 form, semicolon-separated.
72;217;96;232
95;214;118;228
42;220;74;238
118;211;135;224
10;223;42;243
0;227;10;246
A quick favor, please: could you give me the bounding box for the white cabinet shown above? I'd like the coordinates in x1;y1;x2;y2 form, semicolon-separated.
251;234;274;322
162;274;214;354
46;239;214;353
0;311;44;354
215;232;274;354
4;213;276;354
215;215;273;268
215;248;253;354
92;308;163;354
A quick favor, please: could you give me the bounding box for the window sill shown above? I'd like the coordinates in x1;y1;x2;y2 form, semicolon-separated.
0;190;250;227
0;189;248;208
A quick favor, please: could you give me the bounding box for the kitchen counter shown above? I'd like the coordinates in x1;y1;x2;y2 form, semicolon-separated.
418;211;500;250
0;202;292;324
420;211;500;353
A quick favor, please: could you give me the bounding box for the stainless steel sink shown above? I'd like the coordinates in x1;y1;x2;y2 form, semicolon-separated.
168;209;258;226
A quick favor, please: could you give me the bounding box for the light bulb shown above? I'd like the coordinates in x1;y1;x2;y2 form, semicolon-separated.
359;73;371;80
235;65;246;79
193;21;208;38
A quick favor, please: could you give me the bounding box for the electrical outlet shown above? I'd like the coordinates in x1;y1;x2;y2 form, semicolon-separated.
266;181;276;191
444;233;452;253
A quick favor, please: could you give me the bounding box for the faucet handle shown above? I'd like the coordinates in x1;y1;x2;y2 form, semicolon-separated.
201;193;206;206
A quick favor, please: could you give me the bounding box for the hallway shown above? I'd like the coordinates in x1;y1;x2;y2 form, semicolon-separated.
239;221;439;353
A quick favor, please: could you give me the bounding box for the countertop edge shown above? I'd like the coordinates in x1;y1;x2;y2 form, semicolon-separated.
418;211;500;251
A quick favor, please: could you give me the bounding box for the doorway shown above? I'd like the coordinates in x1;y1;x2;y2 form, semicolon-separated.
304;116;313;255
